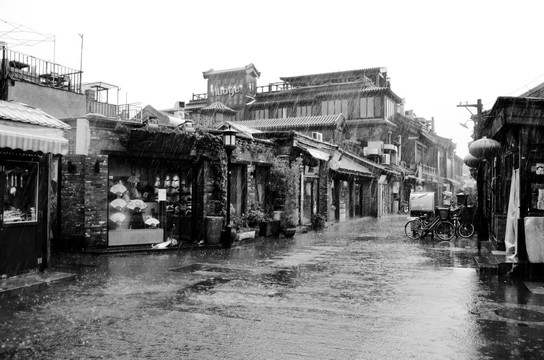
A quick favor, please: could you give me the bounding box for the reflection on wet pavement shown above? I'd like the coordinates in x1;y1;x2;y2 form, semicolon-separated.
2;215;544;359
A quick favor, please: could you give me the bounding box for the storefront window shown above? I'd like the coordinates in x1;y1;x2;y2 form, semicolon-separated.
107;157;193;246
2;160;38;223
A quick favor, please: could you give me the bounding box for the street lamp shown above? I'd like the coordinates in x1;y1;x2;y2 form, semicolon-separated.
223;126;237;248
459;119;474;129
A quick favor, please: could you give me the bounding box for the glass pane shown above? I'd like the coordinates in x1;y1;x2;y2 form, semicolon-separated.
321;101;328;115
368;97;375;118
341;99;348;117
334;100;342;114
360;97;367;117
3;160;38;223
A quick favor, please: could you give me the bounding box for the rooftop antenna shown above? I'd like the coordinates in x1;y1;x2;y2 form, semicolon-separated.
0;19;56;61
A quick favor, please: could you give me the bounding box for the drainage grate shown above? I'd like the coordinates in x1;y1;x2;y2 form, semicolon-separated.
495;308;544;322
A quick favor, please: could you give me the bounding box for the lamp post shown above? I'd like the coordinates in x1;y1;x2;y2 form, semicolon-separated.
223;126;237;249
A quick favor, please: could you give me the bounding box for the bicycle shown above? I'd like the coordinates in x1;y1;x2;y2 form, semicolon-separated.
404;207;455;240
450;207;475;238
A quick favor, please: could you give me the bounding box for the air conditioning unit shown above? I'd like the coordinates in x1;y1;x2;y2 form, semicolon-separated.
312;132;323;141
382;154;391;165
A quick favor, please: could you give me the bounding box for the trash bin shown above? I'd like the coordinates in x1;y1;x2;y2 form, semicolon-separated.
204;216;223;245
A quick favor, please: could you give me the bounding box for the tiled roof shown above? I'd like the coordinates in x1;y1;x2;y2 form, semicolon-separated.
0;100;70;129
203;63;260;78
235;114;343;130
280;67;386;83
201;101;236;114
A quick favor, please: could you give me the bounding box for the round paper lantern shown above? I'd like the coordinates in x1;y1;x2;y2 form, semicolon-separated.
469;136;501;160
463;153;481;168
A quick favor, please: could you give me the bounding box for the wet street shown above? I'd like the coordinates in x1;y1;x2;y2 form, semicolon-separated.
2;215;544;359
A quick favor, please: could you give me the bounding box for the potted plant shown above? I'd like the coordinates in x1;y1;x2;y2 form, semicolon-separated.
259;210;281;237
232;214;257;241
267;156;301;238
311;213;326;231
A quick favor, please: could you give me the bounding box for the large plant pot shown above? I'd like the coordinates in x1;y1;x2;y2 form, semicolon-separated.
205;216;223;245
283;227;296;238
237;230;257;241
259;220;281;237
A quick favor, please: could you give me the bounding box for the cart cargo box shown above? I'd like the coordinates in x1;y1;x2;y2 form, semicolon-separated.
409;192;435;212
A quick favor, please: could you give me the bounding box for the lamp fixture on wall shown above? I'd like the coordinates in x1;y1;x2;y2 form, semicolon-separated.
222;125;237;249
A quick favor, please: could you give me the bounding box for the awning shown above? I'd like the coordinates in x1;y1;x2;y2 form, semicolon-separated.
296;142;331;161
306;147;330;161
0;121;68;155
329;151;373;177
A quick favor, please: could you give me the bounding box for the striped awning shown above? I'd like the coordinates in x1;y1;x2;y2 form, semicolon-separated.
0;101;69;155
0;121;68;155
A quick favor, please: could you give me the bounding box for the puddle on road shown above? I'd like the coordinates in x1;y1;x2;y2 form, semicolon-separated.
261;269;298;287
179;278;231;294
495;308;544;322
170;263;246;274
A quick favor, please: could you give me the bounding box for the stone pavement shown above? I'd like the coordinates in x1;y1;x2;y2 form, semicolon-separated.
2;215;541;298
0;270;76;299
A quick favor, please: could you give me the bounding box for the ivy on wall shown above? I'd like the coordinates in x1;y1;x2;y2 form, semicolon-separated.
115;124;227;216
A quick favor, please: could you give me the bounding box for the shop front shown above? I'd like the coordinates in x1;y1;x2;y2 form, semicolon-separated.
329;150;374;221
475;97;544;261
107;156;195;246
0;101;69;276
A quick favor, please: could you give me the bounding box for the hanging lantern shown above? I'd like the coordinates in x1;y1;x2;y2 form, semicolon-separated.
463;153;481;168
469;136;501;160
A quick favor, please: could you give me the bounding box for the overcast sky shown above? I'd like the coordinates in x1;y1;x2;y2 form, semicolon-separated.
2;0;543;157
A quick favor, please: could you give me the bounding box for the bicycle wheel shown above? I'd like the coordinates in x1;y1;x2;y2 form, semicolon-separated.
405;219;424;239
435;220;455;240
458;223;475;238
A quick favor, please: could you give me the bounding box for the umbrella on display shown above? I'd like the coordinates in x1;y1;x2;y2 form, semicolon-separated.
127;199;147;211
109;212;126;224
145;217;160;227
110;183;128;195
443;191;453;197
110;199;127;210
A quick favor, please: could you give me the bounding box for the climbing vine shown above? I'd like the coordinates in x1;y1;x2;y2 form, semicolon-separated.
115;124;228;216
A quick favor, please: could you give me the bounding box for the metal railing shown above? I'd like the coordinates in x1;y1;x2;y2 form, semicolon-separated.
86;101;143;122
421;164;438;177
1;48;82;93
256;82;293;94
192;93;207;101
118;104;143;122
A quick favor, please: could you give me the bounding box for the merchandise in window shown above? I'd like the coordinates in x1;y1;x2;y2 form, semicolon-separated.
2;160;38;223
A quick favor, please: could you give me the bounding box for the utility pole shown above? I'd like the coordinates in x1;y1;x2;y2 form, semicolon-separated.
79;34;83;92
457;99;482;129
457;99;485;252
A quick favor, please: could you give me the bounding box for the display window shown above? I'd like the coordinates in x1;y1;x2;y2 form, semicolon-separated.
2;160;38;223
107;157;193;246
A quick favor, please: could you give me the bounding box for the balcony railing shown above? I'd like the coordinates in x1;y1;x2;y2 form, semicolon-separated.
256;82;293;94
118;104;143;122
192;93;207;101
1;48;82;93
421;164;438;177
86;100;143;122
